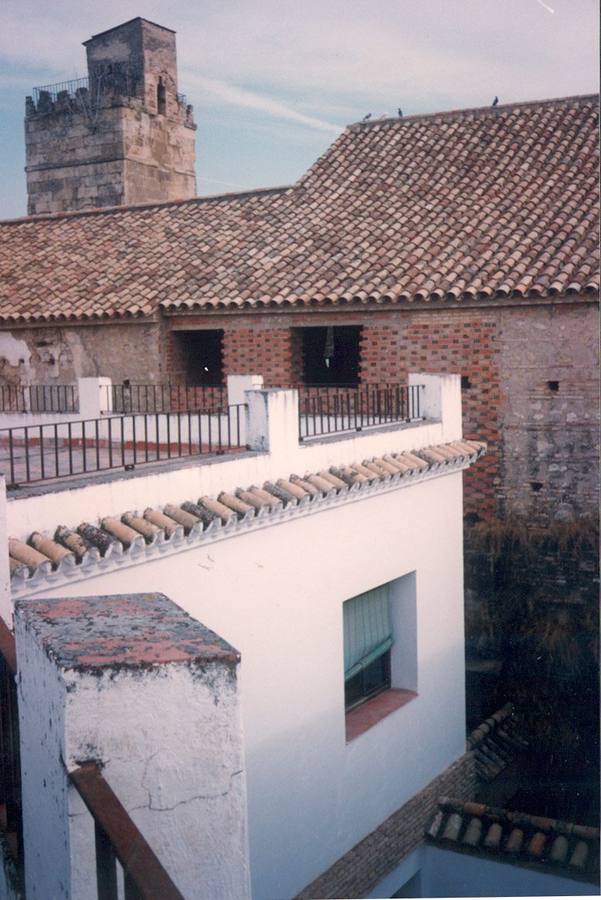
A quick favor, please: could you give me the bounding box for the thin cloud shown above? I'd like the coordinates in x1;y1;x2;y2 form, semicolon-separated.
186;73;341;134
536;0;555;13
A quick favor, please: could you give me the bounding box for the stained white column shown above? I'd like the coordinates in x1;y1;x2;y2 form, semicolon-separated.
15;591;251;900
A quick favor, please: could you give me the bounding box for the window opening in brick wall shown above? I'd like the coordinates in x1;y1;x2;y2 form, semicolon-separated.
297;325;362;385
172;330;224;385
461;375;472;390
547;380;559;393
157;77;166;115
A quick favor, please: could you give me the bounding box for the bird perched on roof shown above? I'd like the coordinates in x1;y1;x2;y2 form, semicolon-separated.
398;107;403;117
362;113;372;121
492;96;499;106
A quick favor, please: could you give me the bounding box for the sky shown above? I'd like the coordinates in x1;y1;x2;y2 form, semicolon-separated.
0;0;598;219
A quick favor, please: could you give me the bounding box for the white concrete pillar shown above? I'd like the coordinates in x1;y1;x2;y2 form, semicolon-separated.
245;388;300;461
226;374;264;407
15;592;251;900
77;377;112;419
409;372;462;442
0;477;10;625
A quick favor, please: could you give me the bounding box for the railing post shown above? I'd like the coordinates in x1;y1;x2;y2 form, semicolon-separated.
408;373;462;441
77;376;112;419
245;388;300;461
15;592;251;900
0;478;10;625
226;374;264;406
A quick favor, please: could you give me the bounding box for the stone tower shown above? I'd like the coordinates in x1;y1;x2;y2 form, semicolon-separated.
24;18;197;215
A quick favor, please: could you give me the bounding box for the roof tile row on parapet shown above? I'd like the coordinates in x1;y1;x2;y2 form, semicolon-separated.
426;797;600;880
467;703;529;782
0;96;597;321
9;439;485;596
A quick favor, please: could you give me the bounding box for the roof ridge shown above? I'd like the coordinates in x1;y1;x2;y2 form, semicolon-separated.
0;185;293;227
347;92;599;131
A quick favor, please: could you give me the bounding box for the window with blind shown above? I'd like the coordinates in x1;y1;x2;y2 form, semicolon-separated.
343;584;393;711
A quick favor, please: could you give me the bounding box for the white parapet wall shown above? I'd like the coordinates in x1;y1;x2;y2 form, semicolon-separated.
15;591;251;900
5;373;458;542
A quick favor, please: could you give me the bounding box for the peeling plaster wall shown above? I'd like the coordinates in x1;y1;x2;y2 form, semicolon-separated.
32;468;467;899
0;323;161;385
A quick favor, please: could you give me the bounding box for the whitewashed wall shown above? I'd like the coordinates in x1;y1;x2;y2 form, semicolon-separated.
6;376;457;541
15;600;251;900
31;467;467;899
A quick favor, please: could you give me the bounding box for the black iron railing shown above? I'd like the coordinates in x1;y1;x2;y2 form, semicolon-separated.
70;762;183;900
0;618;22;880
0;406;247;488
298;383;424;440
33;77;89;104
0;384;78;414
105;383;226;415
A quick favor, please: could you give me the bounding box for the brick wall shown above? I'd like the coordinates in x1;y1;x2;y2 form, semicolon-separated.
296;752;476;900
222;326;303;385
360;310;502;519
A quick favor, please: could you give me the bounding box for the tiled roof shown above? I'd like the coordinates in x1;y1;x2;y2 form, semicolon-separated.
467;702;529;782
0;95;598;321
8;439;485;596
426;797;600;882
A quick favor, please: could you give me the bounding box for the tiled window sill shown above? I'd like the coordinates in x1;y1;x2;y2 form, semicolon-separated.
345;688;417;742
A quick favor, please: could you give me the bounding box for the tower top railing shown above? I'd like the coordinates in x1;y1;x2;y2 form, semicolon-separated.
32;77;89;105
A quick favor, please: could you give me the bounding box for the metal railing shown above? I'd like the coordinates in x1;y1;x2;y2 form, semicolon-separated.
298;383;424;440
0;406;247;488
0;618;22;881
70;761;183;900
105;383;226;415
0;384;78;414
33;77;89;104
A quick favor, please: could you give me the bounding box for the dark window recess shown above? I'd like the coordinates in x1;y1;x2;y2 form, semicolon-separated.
547;380;559;393
157;78;166;115
530;481;544;493
298;326;362;385
344;650;391;711
461;375;472;390
174;330;224;385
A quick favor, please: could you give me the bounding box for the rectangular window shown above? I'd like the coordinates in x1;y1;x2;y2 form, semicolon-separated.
343;574;418;740
296;325;362;386
343;585;392;711
172;330;224;386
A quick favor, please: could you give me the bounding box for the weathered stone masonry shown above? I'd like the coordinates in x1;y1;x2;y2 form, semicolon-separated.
25;18;196;215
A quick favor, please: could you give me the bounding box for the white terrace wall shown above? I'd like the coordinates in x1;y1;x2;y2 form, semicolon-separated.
11;391;467;898
5;373;460;544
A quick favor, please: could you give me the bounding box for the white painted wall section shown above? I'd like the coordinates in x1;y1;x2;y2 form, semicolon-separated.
33;468;468;899
409;372;462;442
15;594;251;900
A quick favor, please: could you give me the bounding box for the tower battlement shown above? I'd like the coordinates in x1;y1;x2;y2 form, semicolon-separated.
24;17;197;215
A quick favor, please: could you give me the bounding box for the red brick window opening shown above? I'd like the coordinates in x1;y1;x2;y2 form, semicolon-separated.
295;325;362;386
172;330;224;386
